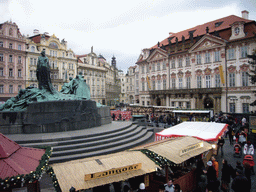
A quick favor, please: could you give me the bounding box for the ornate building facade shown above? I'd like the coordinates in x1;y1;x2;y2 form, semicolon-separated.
26;31;77;91
0;21;26;103
126;66;136;104
77;47;107;104
136;11;256;113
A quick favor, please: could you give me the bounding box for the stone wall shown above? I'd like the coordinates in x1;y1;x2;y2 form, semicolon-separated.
0;100;111;134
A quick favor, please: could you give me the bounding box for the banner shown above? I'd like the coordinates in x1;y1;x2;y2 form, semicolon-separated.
219;65;225;84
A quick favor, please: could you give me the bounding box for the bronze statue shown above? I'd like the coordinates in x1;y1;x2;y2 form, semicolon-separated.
36;49;54;93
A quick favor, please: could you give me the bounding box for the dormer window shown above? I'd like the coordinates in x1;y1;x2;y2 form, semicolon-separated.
234;27;240;35
215;21;223;28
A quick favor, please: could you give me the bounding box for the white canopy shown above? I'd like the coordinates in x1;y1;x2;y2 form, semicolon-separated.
155;122;228;142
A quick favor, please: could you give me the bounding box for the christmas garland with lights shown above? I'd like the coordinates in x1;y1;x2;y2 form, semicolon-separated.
0;146;54;191
140;149;178;167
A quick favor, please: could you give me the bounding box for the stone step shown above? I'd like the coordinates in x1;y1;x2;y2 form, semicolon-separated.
51;128;148;157
49;131;154;164
20;124;139;148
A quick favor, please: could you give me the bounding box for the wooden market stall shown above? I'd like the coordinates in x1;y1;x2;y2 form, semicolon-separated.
133;136;213;192
51;151;160;192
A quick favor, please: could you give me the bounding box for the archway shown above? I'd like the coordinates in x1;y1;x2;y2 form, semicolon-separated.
156;97;161;106
203;97;213;109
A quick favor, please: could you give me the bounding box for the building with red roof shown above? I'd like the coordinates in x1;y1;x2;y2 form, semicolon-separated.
136;10;256;114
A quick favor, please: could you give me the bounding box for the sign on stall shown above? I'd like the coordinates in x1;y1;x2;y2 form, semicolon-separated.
84;163;142;181
180;142;204;156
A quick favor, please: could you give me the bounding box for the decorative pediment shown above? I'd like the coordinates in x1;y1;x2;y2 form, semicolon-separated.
214;67;220;74
177;70;184;78
185;71;192;77
204;68;212;75
228;65;236;73
240;64;249;72
189;34;226;53
147;48;168;62
141;77;145;82
171;73;176;78
195;69;203;76
157;74;161;80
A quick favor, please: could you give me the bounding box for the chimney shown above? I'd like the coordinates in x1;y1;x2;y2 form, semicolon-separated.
242;10;249;19
33;29;39;35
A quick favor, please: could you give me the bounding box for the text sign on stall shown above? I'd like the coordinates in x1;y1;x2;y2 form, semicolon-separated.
84;163;142;181
180;142;203;156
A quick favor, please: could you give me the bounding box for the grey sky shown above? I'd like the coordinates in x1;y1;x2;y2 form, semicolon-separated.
1;0;255;72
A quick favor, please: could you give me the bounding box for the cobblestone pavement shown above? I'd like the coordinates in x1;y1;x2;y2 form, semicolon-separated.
215;137;256;191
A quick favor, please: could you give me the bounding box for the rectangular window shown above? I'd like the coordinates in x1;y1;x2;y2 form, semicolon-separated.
243;103;249;113
0;68;3;76
229;73;235;87
186;102;191;109
179;78;183;89
9;55;13;63
146;64;149;73
171;101;175;107
18;69;21;77
18;85;22;92
215;74;221;87
162;62;166;70
30;58;33;65
142;66;145;74
0;85;4;93
157;63;161;71
178;58;182;68
241;46;248;58
30;70;33;78
197;54;201;64
186;77;191;89
230;103;236;113
152;63;155;72
0;53;3;61
228;48;235;60
242;72;249;86
18;44;21;50
157;80;161;90
9;85;13;93
172;78;176;88
163;79;166;89
179;102;183;108
171;60;175;69
18;56;22;64
9;68;13;77
186;57;190;66
142;82;145;91
206;75;211;88
152;80;155;90
197;76;202;88
214;51;220;62
9;43;13;49
0;41;3;47
205;52;210;63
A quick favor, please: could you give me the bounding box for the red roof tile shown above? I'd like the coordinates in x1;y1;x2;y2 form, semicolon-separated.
151;15;255;49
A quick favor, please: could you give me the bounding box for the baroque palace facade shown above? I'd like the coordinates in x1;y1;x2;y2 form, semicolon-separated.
136;11;256;114
0;22;121;105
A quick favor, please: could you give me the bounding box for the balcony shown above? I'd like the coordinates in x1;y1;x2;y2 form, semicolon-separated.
149;87;222;95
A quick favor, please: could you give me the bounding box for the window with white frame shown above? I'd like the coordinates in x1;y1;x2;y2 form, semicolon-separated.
205;52;210;63
142;65;145;74
152;80;155;90
18;56;21;64
172;78;176;88
152;63;155;72
186;102;191;109
0;85;4;93
171;60;175;68
215;74;221;87
197;76;202;88
157;80;161;90
0;68;3;76
0;53;3;61
163;62;166;70
0;41;3;47
229;73;235;87
9;43;13;49
171;101;175;107
9;85;13;93
18;85;22;92
30;70;33;78
186;57;190;66
141;82;145;91
178;78;183;89
18;44;21;50
197;54;201;64
214;51;220;62
242;72;249;86
157;63;161;71
9;55;13;63
34;58;37;65
186;77;191;88
163;79;166;89
9;68;13;77
243;103;249;113
18;69;22;77
179;102;183;108
206;75;211;88
241;46;248;58
30;58;33;65
228;48;235;60
178;58;182;68
230;103;235;113
146;64;149;73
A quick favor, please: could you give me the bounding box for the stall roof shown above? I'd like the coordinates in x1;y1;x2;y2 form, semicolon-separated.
51;151;160;191
155;122;228;142
134;136;213;164
172;110;211;113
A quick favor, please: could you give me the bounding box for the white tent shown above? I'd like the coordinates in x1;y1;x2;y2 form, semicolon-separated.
155;122;228;142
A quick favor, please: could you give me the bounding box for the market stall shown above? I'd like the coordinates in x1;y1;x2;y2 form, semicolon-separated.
51;151;160;192
110;110;132;121
134;136;213;192
155;122;228;142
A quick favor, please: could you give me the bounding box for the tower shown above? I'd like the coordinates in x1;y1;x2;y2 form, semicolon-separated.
111;55;116;68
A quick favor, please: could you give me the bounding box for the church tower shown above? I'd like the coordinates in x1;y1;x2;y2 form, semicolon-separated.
111;55;116;68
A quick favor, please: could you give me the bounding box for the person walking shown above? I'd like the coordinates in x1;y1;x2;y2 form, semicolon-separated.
220;159;233;192
137;183;147;192
231;169;249;192
227;125;233;145
244;162;252;192
164;179;175;192
217;136;225;156
211;156;219;178
204;161;218;192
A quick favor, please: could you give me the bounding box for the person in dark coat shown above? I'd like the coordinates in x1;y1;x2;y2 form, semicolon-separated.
217;136;225;156
204;161;218;192
221;159;233;192
227;125;233;145
231;169;249;192
244;162;251;191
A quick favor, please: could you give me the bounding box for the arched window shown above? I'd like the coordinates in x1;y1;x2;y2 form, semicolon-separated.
31;46;35;52
9;28;13;36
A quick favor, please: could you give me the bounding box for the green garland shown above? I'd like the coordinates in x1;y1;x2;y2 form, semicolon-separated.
140;149;177;167
0;146;52;191
46;167;61;192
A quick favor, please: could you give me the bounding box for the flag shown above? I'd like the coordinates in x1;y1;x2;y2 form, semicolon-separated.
219;65;225;84
147;76;151;90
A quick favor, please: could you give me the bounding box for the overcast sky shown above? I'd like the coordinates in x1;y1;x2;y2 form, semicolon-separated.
1;0;256;73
